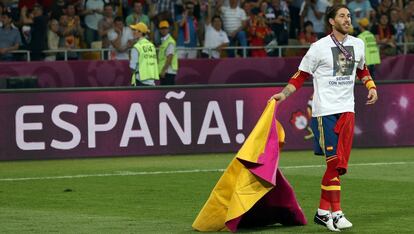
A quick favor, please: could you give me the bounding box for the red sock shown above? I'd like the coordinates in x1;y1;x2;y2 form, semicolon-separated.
330;190;341;212
319;156;341;211
319;192;330;210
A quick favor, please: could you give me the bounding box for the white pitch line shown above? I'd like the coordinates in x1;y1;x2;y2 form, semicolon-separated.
281;161;413;169
0;161;413;182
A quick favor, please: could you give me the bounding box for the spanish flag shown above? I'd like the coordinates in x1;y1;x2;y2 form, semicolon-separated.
192;100;307;232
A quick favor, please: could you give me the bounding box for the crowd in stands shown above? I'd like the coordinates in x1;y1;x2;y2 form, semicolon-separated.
1;0;414;61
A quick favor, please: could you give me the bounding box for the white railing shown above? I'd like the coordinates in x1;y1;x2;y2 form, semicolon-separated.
6;42;414;62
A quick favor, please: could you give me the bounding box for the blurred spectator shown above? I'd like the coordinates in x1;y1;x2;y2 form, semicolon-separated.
3;0;414;62
0;12;22;61
390;8;405;46
300;0;328;38
267;0;290;46
59;3;85;59
158;20;178;85
357;18;380;77
18;0;38;11
298;20;317;55
218;0;248;57
176;1;199;59
66;3;83;31
241;0;253;17
83;0;104;47
1;0;17;8
198;0;211;22
260;0;268;15
65;3;76;17
347;0;373;34
119;0;138;17
2;1;18;21
108;16;134;60
40;0;54;13
246;0;263;9
248;10;272;57
371;13;396;56
405;0;414;52
21;5;48;61
369;0;380;10
298;20;317;45
155;0;177;20
50;0;66;20
202;0;229;59
57;13;83;60
107;0;121;16
376;0;394;16
45;18;60;61
404;0;414;22
0;2;4;27
195;0;210;44
126;1;150;26
98;4;114;49
288;0;303;38
144;0;156;18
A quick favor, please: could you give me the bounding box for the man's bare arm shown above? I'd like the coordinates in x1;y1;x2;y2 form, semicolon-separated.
269;84;297;102
269;70;311;102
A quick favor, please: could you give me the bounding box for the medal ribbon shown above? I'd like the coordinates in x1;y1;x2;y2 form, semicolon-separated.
330;34;353;61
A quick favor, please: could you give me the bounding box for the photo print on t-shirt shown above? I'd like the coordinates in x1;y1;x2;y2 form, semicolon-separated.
331;46;355;77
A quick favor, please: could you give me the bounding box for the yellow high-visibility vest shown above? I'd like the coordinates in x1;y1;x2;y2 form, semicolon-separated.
131;38;159;85
358;31;381;66
158;35;178;73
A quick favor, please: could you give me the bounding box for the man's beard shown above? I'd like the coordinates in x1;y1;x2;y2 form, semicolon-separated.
335;23;349;35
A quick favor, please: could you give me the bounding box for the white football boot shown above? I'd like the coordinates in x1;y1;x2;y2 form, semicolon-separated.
333;213;353;229
314;212;341;232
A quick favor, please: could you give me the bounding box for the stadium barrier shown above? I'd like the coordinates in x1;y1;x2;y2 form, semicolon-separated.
1;55;414;88
7;42;414;61
0;81;413;161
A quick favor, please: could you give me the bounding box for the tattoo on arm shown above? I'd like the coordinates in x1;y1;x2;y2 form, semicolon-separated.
282;85;295;98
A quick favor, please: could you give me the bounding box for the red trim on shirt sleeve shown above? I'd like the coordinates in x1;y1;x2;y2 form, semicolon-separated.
356;64;371;80
288;70;311;89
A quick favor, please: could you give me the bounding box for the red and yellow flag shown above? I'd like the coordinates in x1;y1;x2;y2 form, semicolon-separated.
192;100;307;232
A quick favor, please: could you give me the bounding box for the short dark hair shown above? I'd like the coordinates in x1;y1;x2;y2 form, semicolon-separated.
33;4;43;12
325;4;349;26
3;11;13;20
114;16;123;23
211;15;223;29
251;7;260;15
304;20;313;28
104;3;113;9
65;3;75;8
212;15;223;25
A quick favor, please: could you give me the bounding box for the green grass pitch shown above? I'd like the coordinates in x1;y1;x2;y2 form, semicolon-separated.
0;147;413;233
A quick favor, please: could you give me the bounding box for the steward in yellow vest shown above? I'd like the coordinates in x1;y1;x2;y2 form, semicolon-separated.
357;18;381;78
129;22;159;86
158;20;178;85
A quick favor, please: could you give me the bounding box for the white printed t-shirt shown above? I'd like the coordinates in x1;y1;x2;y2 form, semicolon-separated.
203;24;230;59
108;26;134;60
298;35;366;117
